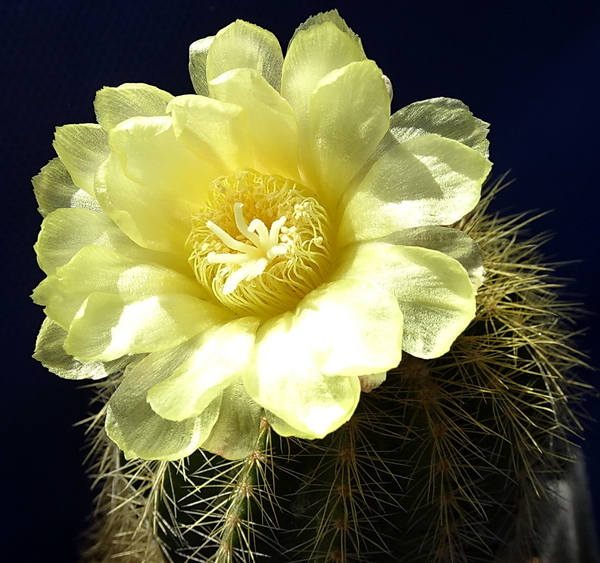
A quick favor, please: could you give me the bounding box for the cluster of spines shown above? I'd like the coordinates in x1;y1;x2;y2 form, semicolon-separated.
80;178;589;563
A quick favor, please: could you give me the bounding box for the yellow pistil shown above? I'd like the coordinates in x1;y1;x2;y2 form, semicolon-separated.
189;170;334;317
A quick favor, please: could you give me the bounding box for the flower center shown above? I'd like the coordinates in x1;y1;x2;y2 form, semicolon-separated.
189;170;334;317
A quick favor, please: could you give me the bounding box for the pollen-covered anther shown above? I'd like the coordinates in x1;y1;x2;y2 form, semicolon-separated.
189;169;334;317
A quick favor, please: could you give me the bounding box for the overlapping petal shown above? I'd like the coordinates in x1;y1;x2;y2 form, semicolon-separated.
208;68;299;180
147;317;260;421
339;134;492;244
333;243;476;358
106;343;222;460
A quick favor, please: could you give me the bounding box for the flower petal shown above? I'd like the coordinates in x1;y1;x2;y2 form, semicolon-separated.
378;226;485;289
33;317;134;380
388;97;490;157
189;36;215;96
206;20;283;92
200;378;263;460
168;95;252;176
305;60;390;210
244;314;361;439
64;291;230;361
208;68;299;180
32;157;102;217
53;124;109;195
32;245;210;330
339;134;492;244
34;208;188;276
106;344;221;460
293;279;403;377
95;154;197;254
109;115;216;203
94;83;173;131
333;243;476;358
281;16;365;143
147;317;260;422
244;279;402;438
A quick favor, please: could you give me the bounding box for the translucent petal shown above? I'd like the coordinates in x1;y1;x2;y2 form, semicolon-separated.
168;95;252;176
208;68;299;179
64;291;229;361
206;20;283;92
34;208;188;276
388;97;490;157
53;124;109;195
32;157;102;217
109;115;216;203
378;226;485;289
189;36;215;96
291;279;403;376
265;411;316;439
305;60;390;210
288;10;363;49
333;243;476;358
244;313;362;439
33;317;135;380
106;343;221;460
95;153;198;254
339;134;492;244
32;245;209;330
147;317;260;421
200;378;263;460
94;83;173;131
281;19;365;143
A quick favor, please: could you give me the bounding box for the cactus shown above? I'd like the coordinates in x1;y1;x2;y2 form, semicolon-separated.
78;178;589;563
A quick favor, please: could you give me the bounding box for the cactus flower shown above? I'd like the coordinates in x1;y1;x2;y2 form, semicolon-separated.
32;11;491;460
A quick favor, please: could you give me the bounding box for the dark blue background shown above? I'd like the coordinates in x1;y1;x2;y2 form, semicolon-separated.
2;1;599;561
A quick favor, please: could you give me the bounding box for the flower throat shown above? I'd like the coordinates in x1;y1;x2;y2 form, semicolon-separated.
189;170;334;317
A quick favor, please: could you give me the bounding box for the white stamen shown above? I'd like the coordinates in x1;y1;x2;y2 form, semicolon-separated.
207;203;287;294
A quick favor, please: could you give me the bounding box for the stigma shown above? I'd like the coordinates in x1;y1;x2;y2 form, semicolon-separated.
206;203;288;295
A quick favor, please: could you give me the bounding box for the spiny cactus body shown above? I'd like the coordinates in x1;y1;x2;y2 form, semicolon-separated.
80;181;589;563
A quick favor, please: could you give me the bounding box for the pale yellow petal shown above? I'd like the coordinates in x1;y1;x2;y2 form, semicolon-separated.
333;243;476;358
33;317;135;380
147;317;260;421
281;18;365;140
200;378;263;460
292;279;403;377
244;314;362;439
64;291;229;361
32;157;102;217
34;208;188;276
189;36;215;96
95;153;198;254
106;344;221;460
339;134;492;244
389;97;490;157
380;226;485;289
304;60;390;210
168;95;252;175
94;83;173;131
53;124;109;195
208;68;299;179
206;20;283;91
109;115;216;203
32;245;208;330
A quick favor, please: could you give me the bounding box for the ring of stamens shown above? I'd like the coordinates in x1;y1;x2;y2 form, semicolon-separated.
189;169;334;317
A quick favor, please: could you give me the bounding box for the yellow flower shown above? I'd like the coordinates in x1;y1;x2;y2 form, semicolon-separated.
32;11;491;460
